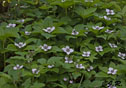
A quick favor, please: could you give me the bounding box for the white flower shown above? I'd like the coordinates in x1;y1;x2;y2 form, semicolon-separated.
82;51;91;57
64;57;73;63
32;68;40;74
43;26;55;33
63;77;67;81
76;64;85;69
107;67;117;75
14;42;26;48
20;5;29;8
69;80;73;84
87;66;93;72
95;46;103;52
108;85;116;88
104;16;111;20
109;43;117;48
85;0;93;2
48;65;54;68
13;64;23;70
40;44;52;51
85;28;89;34
105;29;114;33
25;31;31;35
17;19;25;23
6;23;16;28
72;29;79;35
92;26;104;30
118;52;126;59
62;46;74;55
61;0;66;2
106;9;115;15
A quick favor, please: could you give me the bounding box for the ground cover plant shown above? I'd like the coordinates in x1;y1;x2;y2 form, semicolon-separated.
1;0;126;88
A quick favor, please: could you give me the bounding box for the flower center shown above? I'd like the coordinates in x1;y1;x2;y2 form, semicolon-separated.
66;48;70;52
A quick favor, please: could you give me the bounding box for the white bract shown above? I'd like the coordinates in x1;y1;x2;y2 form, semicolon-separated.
109;43;117;48
104;16;111;20
82;51;91;57
17;19;25;23
105;29;114;33
118;52;126;60
76;64;85;69
92;26;104;30
63;77;67;81
62;46;74;55
43;26;55;33
25;31;31;35
69;80;73;84
48;65;54;68
106;9;115;15
13;64;23;70
87;66;93;72
95;46;103;52
85;0;93;2
64;56;73;63
6;23;16;28
61;0;66;2
40;44;52;51
14;42;26;48
32;68;40;74
72;29;79;35
107;84;116;88
107;67;117;75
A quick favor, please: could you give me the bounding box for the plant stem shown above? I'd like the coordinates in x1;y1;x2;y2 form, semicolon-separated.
3;39;6;67
78;74;84;88
65;8;68;16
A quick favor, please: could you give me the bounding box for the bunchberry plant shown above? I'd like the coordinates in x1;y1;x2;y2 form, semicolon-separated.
1;0;126;88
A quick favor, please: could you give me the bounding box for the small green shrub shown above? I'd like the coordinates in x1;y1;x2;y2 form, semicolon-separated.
1;0;126;88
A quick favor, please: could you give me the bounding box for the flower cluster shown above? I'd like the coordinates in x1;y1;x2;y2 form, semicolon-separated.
109;43;117;48
76;64;85;69
107;84;116;88
13;64;23;70
105;29;114;34
104;16;111;20
25;31;31;35
85;0;93;2
62;46;74;55
40;44;52;51
118;52;126;59
6;23;16;28
71;29;79;35
64;56;73;63
82;51;91;57
92;26;104;30
63;77;73;84
43;26;55;33
87;66;93;72
14;42;26;48
17;19;25;23
32;68;40;74
95;45;103;52
106;9;115;15
48;65;54;68
107;67;117;75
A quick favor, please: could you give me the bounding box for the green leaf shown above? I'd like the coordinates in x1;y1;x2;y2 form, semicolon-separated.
95;72;109;78
0;29;19;41
51;0;75;8
90;80;103;87
75;7;97;18
41;33;56;39
31;82;45;88
122;6;126;15
37;58;47;65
